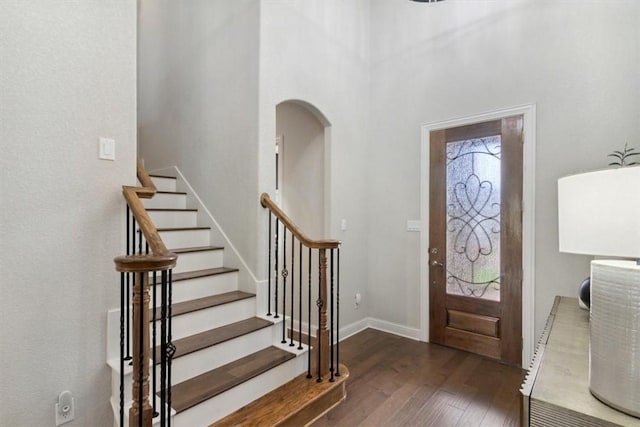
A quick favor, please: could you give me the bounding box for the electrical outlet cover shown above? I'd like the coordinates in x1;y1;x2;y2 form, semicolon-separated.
55;397;75;426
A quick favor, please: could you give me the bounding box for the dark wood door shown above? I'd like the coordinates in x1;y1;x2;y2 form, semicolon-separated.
429;116;523;365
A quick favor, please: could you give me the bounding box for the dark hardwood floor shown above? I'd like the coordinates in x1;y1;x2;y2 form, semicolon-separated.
312;328;524;427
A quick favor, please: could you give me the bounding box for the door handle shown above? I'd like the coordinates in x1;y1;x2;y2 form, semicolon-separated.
431;260;444;268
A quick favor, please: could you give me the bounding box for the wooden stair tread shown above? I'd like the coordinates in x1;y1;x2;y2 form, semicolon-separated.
155;190;187;195
156;226;210;232
146;208;197;212
151;267;239;284
211;364;350;427
151;291;254;319
170;245;223;254
149;174;176;179
154;317;273;360
170;346;296;413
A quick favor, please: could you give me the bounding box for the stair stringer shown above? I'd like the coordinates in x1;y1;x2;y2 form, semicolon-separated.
157;166;266;299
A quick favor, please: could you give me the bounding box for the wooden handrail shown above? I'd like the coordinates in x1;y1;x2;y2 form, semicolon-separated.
118;161;175;261
114;161;176;427
261;192;341;379
260;193;340;249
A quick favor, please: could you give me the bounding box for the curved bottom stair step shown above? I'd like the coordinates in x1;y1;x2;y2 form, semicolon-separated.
211;364;350;427
170;346;297;414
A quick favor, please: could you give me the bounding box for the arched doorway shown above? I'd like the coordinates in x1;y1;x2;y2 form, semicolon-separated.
275;100;330;238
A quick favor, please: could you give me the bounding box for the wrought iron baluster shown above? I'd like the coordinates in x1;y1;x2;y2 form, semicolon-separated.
298;241;303;350
160;270;167;426
119;272;125;427
330;249;335;382
137;272;144;427
307;247;312;379
281;229;288;344
316;250;322;383
274;219;279;319
152;271;158;417
290;235;295;347
336;247;341;377
267;213;272;316
167;268;175;427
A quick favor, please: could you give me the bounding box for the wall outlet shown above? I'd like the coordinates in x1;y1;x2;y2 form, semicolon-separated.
355;292;362;308
55;391;75;426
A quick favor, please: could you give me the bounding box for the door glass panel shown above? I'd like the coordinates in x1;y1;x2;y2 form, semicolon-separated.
445;136;501;301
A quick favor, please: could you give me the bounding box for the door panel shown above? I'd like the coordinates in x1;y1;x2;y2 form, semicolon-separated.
429;116;523;365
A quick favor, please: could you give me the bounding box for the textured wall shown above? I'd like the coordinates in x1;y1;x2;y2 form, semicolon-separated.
0;1;137;425
259;0;372;329
138;0;262;277
367;0;640;340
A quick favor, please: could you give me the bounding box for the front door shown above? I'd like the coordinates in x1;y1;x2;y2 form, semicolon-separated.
429;116;523;365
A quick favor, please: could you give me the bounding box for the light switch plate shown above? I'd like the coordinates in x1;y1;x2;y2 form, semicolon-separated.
99;137;115;161
406;220;422;232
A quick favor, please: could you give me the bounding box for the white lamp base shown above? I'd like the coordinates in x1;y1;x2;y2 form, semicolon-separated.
590;260;640;418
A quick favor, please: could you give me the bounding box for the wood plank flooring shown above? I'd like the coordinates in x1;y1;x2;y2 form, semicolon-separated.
311;329;524;427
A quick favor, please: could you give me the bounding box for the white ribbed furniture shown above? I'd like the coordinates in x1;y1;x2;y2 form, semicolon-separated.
521;296;640;427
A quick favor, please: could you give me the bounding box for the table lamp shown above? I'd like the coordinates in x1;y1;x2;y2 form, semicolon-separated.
558;165;640;418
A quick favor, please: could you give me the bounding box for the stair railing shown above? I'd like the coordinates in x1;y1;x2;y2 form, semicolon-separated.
114;161;177;427
260;193;341;382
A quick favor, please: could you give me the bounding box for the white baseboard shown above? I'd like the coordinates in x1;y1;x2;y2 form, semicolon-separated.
339;317;422;342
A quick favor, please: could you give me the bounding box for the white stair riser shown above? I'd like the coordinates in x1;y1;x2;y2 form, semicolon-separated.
166;326;274;385
109;323;280;405
147;210;197;228
172;250;223;274
143;193;186;209
150;176;177;192
150;272;239;306
160;298;256;341
159;229;210;249
174;353;307;426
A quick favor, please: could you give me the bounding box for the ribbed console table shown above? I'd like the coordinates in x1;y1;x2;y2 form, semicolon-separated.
521;296;640;427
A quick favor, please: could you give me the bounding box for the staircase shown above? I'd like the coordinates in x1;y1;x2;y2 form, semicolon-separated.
107;171;343;426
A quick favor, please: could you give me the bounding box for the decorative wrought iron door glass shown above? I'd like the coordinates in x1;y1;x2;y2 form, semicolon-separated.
445;136;501;301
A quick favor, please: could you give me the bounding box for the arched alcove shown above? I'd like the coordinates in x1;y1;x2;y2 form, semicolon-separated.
275;100;330;238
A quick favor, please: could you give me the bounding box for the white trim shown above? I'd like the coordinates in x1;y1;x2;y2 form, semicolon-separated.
338;317;422;342
420;104;536;367
172;166;261;285
367;318;422;341
339;318;369;341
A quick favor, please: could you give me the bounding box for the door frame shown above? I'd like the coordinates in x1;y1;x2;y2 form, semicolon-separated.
419;104;536;366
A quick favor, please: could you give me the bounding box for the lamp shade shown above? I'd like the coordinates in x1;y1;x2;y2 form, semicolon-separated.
558;166;640;258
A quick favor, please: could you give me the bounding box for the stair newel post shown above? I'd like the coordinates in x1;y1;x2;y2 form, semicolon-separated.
115;253;176;427
317;248;330;381
132;270;153;427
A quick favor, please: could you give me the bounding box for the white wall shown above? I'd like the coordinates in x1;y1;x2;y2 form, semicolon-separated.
367;0;640;340
0;2;137;425
276;101;325;238
138;0;262;275
259;0;371;328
